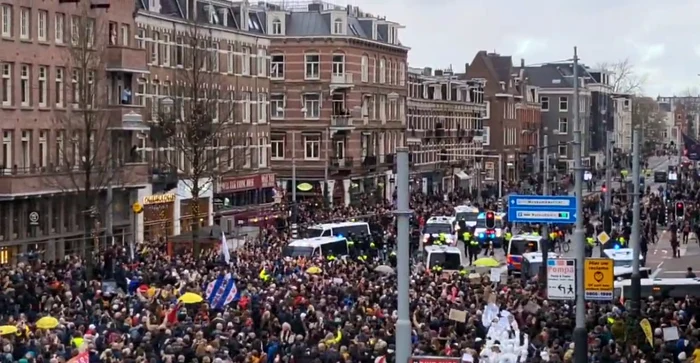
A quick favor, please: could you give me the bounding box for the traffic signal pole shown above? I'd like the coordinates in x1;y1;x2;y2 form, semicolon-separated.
540;134;550;292
605;131;613;210
630;129;642;317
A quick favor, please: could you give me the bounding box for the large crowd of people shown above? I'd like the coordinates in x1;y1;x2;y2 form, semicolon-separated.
2;156;700;363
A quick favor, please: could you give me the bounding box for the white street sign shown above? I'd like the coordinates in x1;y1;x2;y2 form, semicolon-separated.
547;258;576;300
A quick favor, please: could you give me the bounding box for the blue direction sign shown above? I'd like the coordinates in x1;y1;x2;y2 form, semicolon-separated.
507;195;577;224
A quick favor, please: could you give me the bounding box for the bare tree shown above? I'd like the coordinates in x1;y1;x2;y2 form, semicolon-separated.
632;96;666;146
597;58;647;94
151;22;247;257
44;1;138;260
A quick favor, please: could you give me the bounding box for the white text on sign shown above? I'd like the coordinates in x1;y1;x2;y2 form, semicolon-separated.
515;199;573;207
515;211;571;219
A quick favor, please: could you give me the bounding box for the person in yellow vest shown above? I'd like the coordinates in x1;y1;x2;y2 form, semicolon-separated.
326;254;336;262
438;233;447;245
617;236;627;248
585;236;596;257
504;231;513;254
468;238;480;265
431;264;443;273
357;255;368;263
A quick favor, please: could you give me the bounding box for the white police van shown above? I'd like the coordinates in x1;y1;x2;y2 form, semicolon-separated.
614;277;700;300
506;234;543;274
520;252;559;279
304;221;371;238
422;216;456;245
603;248;645;268
282;236;349;258
474;212;506;247
424;245;463;271
454;205;480;229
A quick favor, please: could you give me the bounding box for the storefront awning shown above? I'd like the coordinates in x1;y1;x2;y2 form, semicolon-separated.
455;171;470;180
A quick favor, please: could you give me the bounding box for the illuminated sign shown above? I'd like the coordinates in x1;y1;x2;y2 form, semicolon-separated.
143;193;176;204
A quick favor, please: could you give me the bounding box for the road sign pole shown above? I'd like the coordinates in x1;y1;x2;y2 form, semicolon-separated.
630;129;642;317
540;134;550;293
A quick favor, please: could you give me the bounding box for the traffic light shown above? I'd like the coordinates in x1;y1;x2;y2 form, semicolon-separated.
485;211;496;229
601;183;607;193
603;211;613;234
676;202;685;218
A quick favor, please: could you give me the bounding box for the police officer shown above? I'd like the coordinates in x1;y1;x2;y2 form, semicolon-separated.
504;229;513;254
585;235;596;257
438;232;448;246
468;235;480;265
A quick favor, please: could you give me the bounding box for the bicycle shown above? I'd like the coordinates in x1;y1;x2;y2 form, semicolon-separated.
556;238;571;253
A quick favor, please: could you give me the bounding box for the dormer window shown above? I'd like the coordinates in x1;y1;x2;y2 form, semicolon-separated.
205;5;219;24
271;18;282;35
333;18;343;34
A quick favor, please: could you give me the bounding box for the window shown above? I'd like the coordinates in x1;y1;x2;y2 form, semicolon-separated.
258;137;268;167
1;63;11;106
1;5;11;37
162;34;171;66
304;135;320;160
270;54;284;79
55;130;64;166
257;93;267;123
137;28;145;49
211;42;219;72
270;94;285;119
55;67;64;107
55;13;64;44
361;55;368;82
482;126;490;146
227;44;234;73
20;130;30;169
257;49;266;77
120;24;129;46
379;58;386;83
70;16;79;45
86;18;95;48
483;101;490;119
303;94;320;118
2;131;12;171
559;96;568;111
39;130;47;168
242;47;250;75
244;137;252;168
399;62;405;86
38;66;47;107
558;144;568;157
541;96;549;111
71;69;79;105
558;117;568;133
151;31;159;64
242;92;251;122
271;18;282;35
38;10;47;41
332;54;344;76
333;18;343;34
20;65;29;106
19;8;29;40
304;54;320;79
372;57;377;83
271;134;284;160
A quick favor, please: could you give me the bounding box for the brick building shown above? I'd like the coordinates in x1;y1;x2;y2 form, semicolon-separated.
512;62;542;175
0;0;151;263
259;1;409;206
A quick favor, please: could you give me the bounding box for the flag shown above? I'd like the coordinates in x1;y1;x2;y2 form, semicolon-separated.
682;132;700;161
221;232;230;264
126;277;140;295
205;273;239;310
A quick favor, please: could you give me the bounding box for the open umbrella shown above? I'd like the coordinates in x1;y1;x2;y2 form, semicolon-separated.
297;183;313;192
35;316;59;330
473;257;501;268
306;266;322;274
177;292;204;304
374;265;395;274
0;325;17;335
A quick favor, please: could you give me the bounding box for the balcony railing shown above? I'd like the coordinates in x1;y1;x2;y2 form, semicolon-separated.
331;114;354;129
330;157;354;169
331;73;354;85
362;155;377;167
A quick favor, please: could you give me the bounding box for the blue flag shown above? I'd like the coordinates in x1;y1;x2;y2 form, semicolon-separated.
205;273;239;310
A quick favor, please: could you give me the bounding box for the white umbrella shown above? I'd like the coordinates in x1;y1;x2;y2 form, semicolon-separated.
374;265;395;274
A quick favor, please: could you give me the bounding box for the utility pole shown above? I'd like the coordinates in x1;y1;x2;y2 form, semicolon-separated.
572;47;588;363
105;157;114;277
394;147;411;363
535;129;541;175
539;134;550;290
291;131;298;238
605;130;613;209
630;129;642;316
324;128;330;208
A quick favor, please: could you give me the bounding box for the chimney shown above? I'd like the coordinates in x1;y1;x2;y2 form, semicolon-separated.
346;5;352;15
464;63;469;74
423;67;432;76
435;70;443;76
240;2;249;31
521;58;525;67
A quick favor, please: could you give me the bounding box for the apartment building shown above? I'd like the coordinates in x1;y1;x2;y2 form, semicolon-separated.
134;0;274;233
259;1;409;206
0;0;151;263
511;63;542;176
406;67;485;195
612;94;632;152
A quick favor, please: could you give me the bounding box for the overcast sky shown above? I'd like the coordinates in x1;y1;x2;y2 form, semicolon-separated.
348;0;699;97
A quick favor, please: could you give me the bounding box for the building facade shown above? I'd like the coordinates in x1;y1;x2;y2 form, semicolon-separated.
259;1;409;206
134;0;273;235
0;0;152;263
612;94;632;152
512;63;542;176
406;67;485;195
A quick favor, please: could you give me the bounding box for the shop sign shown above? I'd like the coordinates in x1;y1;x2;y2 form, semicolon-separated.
220;173;276;193
144;193;176;204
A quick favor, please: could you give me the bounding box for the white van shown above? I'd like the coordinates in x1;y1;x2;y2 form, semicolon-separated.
304;221;371;238
424;245;463;271
603;248;645;267
282;236;349;258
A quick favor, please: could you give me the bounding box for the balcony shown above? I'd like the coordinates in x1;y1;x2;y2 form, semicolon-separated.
104;46;149;73
362;155;378;169
330;114;355;130
106;105;150;131
0;161;149;197
384;153;395;165
329;157;354;171
330;73;354;91
150;165;179;191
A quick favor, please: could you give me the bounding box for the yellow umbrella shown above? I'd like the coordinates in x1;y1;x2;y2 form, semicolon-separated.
297;183;313;192
306;266;322;275
177;292;204;304
35;316;59;330
473;257;500;268
0;325;17;335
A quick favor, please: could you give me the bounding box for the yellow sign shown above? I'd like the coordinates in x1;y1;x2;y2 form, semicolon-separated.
132;202;143;214
584;258;614;300
143;194;176;205
597;231;610;244
639;318;653;346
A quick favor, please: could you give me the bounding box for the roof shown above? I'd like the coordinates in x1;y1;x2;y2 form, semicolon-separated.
476;212;505;219
658;102;672;113
426;216;455;224
518;63;596;89
511;234;542;241
287;236;347;247
424;245;461;253
615;278;700;287
454;205;480;213
308;221;370;229
522;252;558;262
603;248;641;260
136;0;264;35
